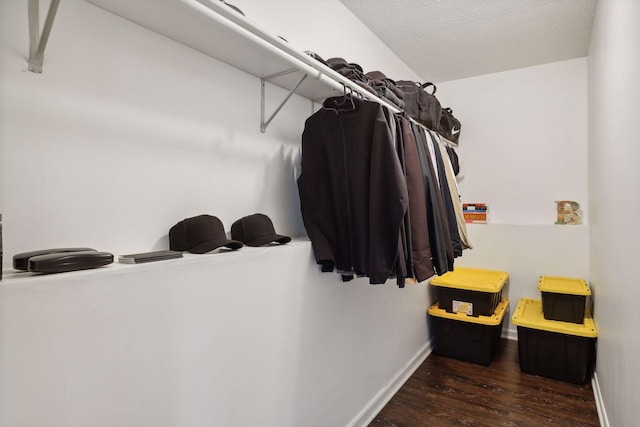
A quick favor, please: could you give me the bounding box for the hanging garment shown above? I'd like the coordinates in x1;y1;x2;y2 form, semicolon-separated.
397;115;436;282
434;135;473;250
445;144;460;176
426;130;463;258
382;108;412;287
423;126;440;186
411;122;454;275
298;95;409;285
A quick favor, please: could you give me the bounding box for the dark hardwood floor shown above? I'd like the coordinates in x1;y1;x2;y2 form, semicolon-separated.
369;339;599;427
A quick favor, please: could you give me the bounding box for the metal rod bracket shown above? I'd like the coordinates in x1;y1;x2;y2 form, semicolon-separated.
28;0;61;73
260;73;308;133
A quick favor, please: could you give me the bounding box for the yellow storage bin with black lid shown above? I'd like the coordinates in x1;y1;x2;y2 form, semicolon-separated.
430;267;508;316
428;297;509;366
512;298;597;384
537;276;591;324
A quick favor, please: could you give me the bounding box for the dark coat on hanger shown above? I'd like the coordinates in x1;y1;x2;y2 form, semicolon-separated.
298;96;408;285
426;129;463;258
382;107;412;286
397;115;436;282
411;122;455;275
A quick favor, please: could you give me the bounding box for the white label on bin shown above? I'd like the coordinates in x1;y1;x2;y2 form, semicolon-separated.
452;300;473;315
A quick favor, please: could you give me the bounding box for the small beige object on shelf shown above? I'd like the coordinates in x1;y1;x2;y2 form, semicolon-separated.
555;200;582;225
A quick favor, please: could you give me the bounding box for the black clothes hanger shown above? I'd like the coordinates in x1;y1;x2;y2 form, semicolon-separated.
322;85;357;112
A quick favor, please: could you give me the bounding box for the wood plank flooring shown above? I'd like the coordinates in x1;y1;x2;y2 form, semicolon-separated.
369;339;599;427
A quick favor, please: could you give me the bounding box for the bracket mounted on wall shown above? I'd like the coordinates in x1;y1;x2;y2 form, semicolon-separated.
260;68;309;133
28;0;61;73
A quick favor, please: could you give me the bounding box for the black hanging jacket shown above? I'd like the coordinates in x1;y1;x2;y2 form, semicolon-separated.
411;122;455;275
397;115;436;281
298;96;409;285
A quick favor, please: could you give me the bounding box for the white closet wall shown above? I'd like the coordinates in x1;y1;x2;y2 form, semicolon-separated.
0;0;313;255
588;0;640;425
437;58;588;226
0;1;430;427
436;58;589;337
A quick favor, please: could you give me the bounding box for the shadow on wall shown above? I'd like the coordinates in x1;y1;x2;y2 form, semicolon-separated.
257;143;305;238
133;117;307;252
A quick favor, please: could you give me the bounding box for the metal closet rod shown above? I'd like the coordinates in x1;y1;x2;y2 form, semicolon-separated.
191;0;402;125
186;0;333;132
196;0;398;108
26;0;403;131
187;0;322;82
187;1;446;137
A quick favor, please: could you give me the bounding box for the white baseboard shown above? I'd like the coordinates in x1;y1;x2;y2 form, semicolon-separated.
349;332;605;427
350;329;514;427
592;371;609;427
502;331;607;426
502;327;518;341
348;338;434;427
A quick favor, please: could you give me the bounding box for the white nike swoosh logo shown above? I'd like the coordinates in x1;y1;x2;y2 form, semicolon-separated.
451;127;460;135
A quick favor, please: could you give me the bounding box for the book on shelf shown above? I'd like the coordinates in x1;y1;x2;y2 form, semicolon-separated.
464;218;488;224
118;250;183;264
463;212;488;219
462;203;488;223
463;203;488;211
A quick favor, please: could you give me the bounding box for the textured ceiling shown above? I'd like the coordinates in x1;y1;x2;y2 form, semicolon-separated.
339;0;598;83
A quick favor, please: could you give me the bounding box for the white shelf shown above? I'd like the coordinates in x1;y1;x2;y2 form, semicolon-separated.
0;238;313;290
465;223;588;228
84;0;401;111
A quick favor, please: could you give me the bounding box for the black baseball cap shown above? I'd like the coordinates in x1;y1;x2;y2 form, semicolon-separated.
169;215;243;253
231;213;291;247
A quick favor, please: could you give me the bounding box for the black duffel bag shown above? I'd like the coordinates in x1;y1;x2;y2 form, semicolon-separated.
438;107;462;144
396;81;442;130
